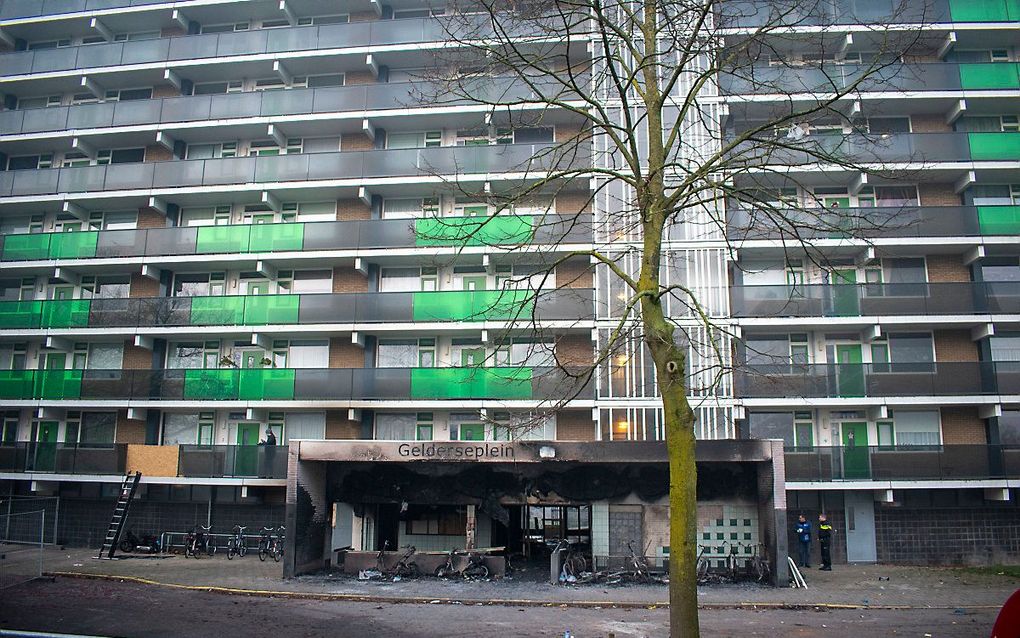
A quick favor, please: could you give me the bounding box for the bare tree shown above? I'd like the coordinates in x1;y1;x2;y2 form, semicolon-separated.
409;0;933;634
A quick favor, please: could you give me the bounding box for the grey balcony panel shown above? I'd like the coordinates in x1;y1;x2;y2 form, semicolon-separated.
351;368;413;400
313;85;369;112
120;38;171;65
354;219;416;248
295;294;360;323
317;23;372;49
362;84;411;110
307;152;364;180
56;165;108;194
143;226;199;256
353;292;415;323
160;94;213;123
215;29;270;57
260;89;316;116
0;172;13;197
727;206;982;240
112;99;163;126
723;0;948;28
0;51;33;76
735;362;997;398
23;107;74;134
103;161;154;190
80;370;138;403
150;158;211;187
536;289;595;321
993;363;1020;395
87;297;141;328
136;297;193;327
0;110;26;135
96;229;148;258
208;92;263;120
66;102;115;129
293;369;353;400
169;33;219;60
361;148;420;177
266;25;320;53
254;154;312;183
13;168;61;196
368;18;427;45
192;156;256;186
984;283;1020;314
300;221;365;251
30;47;79;73
76;42;128;69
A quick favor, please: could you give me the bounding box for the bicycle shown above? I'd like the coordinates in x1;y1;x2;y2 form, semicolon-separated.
554;539;588;581
434;547;461;578
226;525;248;560
257;526;275;562
624;541;652;583
461;551;489;580
390;544;420;578
268;525;285;563
186;525;215;558
695;544;712;583
750;542;771;583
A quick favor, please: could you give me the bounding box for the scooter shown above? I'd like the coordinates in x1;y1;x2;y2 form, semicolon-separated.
119;530;160;554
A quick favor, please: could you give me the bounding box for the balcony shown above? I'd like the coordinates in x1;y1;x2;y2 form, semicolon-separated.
728;132;1020;167
0;76;573;137
0;366;595;401
727;205;1020;241
785;444;1020;482
0;442;288;479
721;0;1018;28
0;144;583;199
734;361;1020;399
0;215;591;262
0;289;594;329
719;62;1020;95
731;282;1020;318
0;16;492;77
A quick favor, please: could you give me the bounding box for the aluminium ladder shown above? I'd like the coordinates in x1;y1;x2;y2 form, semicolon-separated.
95;472;142;559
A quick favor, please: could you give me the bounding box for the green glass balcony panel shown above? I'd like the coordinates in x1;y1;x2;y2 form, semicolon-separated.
35;370;82;400
40;300;91;328
414;216;537;247
239;368;296;400
190;297;245;325
0;370;35;399
969;132;1020;161
250;223;305;252
0;301;43;329
196;226;251;254
49;232;99;259
412;290;536;321
949;0;1020;21
183;369;239;400
243;295;300;325
410;367;534;400
959;63;1020;90
1;234;51;261
978;205;1020;234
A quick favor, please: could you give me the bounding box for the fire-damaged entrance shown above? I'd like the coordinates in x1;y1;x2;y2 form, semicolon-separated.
284;440;789;585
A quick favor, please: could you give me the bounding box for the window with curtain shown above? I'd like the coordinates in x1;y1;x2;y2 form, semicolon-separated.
991;336;1020;362
287;341;328;368
378;340;419;368
163;413;200;444
510;340;555;367
380;267;421;291
382;198;424;219
80;412;116;444
284;412;325;442
375;413;417;440
888;333;934;370
291;270;331;293
893;411;940;446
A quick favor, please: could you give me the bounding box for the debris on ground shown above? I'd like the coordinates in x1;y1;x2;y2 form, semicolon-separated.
357;569;383;580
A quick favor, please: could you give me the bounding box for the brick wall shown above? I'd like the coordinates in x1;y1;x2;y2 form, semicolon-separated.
917;183;961;207
136;208;167;228
337;198;371;221
160;27;186;38
555;256;592;288
325;410;362;439
329;338;364;368
129;273;160;297
554;124;584;143
556;409;595;441
556;191;593;214
941;407;987;444
144;144;173;162
934;330;979;362
910;114;951;133
556;334;593;367
926;255;970;283
115;409;146;444
332;267;368;293
345;71;376;85
875;506;1020;564
122;341;152;370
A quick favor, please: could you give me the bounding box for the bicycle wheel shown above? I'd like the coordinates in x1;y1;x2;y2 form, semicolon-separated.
239;543;247;558
273;546;283;562
227;544;235;560
259;548;268;562
755;559;770;583
696;557;709;580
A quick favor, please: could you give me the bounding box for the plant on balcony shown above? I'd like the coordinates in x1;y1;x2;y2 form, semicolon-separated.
425;1;931;635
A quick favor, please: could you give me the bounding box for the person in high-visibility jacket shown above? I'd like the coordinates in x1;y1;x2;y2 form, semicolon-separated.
818;513;833;571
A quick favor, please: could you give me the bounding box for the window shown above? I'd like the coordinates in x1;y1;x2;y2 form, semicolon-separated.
893;411;940;446
186;142;237;159
870;340;890;371
867;117;911;134
375;413;417;440
510;339;555;366
416;413;434;440
877;421;895;447
193;81;243;95
260;19;291;29
887;333;934;365
112;31;160;41
16;95;61;110
62;152;91;168
793;411;813;447
298;14;350;25
307;73;345;88
254;78;286;92
104;88;153;102
200;23;249;33
378;339;433;368
80;412;116;444
80;275;130;299
789;334;809;365
96;148;145;165
249;140;281;156
2;416;18;444
27;39;71;50
7;155;53;170
380;267;425;291
393;8;445;18
387;131;442;149
163;413;200;444
172;273;225;297
405;508;465;536
513;127;555;143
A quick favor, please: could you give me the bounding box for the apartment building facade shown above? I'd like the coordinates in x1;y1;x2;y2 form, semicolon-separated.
0;0;1014;572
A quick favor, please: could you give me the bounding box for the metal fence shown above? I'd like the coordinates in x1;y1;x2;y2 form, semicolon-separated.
0;510;45;590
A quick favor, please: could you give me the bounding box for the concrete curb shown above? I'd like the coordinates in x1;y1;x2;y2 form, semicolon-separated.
43;571;1003;612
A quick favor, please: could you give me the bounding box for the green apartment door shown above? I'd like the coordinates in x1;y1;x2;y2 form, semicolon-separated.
832;269;860;316
235;423;261;476
823;196;852;237
840;422;870;479
32;420;58;472
835;344;865;397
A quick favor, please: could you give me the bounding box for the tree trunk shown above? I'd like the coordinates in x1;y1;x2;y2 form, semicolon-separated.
664;382;699;637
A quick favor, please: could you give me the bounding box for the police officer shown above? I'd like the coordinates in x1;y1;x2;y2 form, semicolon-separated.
818;513;833;571
794;514;811;568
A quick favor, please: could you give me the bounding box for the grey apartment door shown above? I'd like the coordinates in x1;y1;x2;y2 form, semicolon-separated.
844;491;877;563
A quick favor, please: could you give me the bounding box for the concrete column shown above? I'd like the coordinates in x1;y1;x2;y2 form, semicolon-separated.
758;440;789;586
